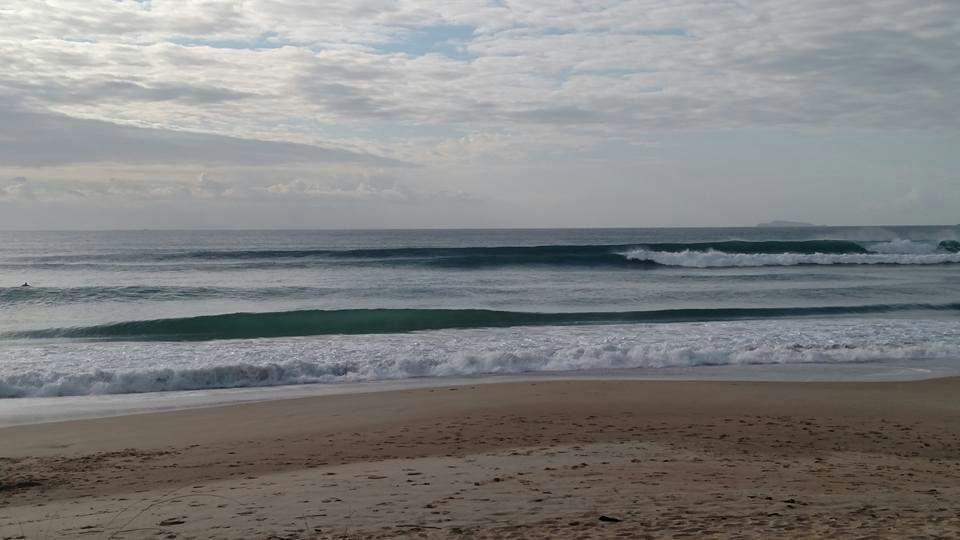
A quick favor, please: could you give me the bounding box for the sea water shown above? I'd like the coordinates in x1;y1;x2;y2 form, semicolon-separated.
1;227;959;404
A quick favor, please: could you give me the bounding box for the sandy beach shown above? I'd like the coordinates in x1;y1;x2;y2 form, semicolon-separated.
2;378;959;538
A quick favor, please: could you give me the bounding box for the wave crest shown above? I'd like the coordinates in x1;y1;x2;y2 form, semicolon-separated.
6;239;959;271
5;304;960;342
625;249;960;268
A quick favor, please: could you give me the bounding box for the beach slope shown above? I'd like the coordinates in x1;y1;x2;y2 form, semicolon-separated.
2;379;959;538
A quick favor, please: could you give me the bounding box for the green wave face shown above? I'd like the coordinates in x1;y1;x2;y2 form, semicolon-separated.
939;240;960;253
6;303;959;342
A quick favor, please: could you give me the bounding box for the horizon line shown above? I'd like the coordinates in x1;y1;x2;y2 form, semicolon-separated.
1;224;958;233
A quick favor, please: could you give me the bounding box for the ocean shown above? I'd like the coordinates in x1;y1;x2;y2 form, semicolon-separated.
1;226;959;402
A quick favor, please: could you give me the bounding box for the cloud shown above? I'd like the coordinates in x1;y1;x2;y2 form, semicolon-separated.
262;171;474;203
195;172;231;197
0;176;92;201
0;169;475;207
12;79;254;105
1;0;958;227
0;99;408;167
265;177;409;201
4;0;957;143
0;177;36;200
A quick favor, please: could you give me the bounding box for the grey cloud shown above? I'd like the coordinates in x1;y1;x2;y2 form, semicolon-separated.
731;29;960;128
6;79;253;105
746;30;959;91
0;101;409;167
0;171;477;208
508;105;613;125
73;80;254;104
300;82;408;119
309;60;394;82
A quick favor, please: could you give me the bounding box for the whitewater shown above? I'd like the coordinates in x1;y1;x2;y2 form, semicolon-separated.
1;226;959;401
624;248;960;268
2;318;960;398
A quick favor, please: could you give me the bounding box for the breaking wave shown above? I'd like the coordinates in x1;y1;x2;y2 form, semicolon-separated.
5;239;958;271
624;249;960;268
2;318;958;397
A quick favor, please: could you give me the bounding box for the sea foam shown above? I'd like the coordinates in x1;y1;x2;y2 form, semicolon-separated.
2;319;958;398
624;248;960;268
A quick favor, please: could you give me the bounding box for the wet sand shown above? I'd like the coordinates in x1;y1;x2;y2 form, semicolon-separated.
2;378;960;538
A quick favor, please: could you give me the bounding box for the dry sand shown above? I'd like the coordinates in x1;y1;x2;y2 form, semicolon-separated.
1;378;959;538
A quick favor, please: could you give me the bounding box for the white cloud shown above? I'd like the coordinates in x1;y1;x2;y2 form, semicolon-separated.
0;177;36;200
264;177;409;201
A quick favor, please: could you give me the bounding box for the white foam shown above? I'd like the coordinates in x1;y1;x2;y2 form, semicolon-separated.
1;319;958;398
867;239;939;254
624;249;960;267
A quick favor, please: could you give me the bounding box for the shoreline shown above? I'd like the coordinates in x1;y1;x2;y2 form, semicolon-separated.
3;378;960;538
3;357;960;428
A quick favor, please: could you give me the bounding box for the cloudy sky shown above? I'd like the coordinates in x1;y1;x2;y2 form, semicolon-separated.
1;0;958;229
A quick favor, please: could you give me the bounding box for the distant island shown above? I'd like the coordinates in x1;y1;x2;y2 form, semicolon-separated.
755;220;820;228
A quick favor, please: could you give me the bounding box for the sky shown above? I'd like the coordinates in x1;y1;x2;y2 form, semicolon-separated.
1;0;958;229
